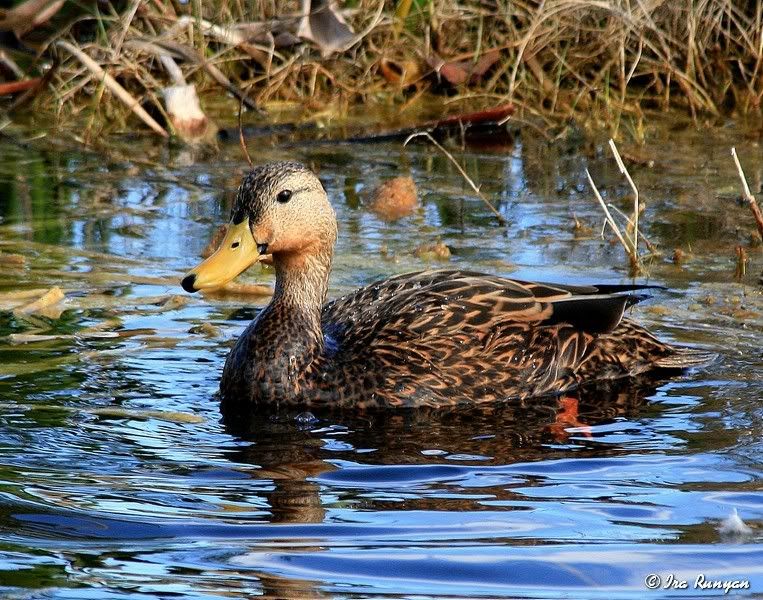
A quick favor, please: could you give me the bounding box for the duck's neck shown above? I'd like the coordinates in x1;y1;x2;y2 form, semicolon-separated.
272;244;332;318
256;244;332;367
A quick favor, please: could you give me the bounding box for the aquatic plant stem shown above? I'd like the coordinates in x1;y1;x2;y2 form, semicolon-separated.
585;167;641;275
585;169;631;253
608;139;639;257
730;147;763;239
238;98;253;167
404;131;506;226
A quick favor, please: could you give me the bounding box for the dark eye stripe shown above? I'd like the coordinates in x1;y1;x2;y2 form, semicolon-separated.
276;189;292;203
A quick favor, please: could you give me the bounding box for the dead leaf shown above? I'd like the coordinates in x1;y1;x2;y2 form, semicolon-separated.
13;286;64;316
189;322;222;337
158;295;190;311
429;49;501;86
8;333;63;344
414;241;451;261
297;0;355;58
0;253;25;266
368;176;418;221
0;288;50;303
379;58;423;87
89;407;204;424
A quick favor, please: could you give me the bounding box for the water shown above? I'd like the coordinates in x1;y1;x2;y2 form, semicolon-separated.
0;118;761;598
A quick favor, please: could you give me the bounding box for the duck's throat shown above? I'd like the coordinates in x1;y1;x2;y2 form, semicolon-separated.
272;247;332;314
237;249;332;404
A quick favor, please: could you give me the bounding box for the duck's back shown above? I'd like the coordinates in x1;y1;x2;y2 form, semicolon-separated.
315;270;703;409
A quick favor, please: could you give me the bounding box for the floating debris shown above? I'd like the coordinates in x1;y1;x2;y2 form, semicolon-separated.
189;322;222;337
13;286;64;316
158;295;190;311
368;176;418;221
0;252;25;266
718;508;753;540
734;245;748;279
672;248;687;264
413;241;451;261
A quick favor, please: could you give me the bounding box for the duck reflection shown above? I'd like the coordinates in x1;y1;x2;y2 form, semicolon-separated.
221;377;668;597
224;375;666;523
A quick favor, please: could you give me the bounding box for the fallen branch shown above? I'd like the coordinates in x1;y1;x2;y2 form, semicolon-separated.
55;40;168;138
730;147;763;239
221;103;515;145
404;131;506;226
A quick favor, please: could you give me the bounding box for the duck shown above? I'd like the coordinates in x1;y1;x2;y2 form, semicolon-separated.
181;161;714;414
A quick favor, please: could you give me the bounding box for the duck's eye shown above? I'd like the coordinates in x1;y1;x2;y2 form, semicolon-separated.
231;241;240;249
276;189;292;203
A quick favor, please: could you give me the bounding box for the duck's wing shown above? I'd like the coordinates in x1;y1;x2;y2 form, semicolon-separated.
321;269;654;349
318;270;679;405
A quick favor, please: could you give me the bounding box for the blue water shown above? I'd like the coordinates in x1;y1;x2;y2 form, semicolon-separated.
0;123;761;598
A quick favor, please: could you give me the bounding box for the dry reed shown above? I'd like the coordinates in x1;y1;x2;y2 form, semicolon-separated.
0;1;762;138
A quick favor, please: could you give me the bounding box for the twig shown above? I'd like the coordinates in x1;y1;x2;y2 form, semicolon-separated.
55;40;168;137
238;97;253;167
606;202;658;253
731;147;763;238
113;0;141;58
404;131;506;226
585;168;633;255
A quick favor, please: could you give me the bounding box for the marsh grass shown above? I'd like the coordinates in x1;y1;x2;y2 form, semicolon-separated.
3;1;763;138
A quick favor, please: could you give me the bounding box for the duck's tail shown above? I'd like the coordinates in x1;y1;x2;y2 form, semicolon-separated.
654;346;718;370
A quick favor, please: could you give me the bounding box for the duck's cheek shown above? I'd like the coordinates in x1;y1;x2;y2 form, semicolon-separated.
252;222;275;253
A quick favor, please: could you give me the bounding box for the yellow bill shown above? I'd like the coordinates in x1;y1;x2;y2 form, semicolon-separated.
181;219;262;292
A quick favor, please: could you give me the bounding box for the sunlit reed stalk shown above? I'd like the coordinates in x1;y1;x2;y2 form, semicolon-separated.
586;139;642;275
730;147;763;239
403;131;506;226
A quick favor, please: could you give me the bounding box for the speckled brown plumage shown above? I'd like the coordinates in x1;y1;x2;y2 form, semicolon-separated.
189;162;715;415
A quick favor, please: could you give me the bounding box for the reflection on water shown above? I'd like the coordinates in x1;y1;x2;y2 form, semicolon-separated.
0;121;761;597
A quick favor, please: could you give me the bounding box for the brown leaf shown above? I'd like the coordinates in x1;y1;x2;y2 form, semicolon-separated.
13;287;64;317
368;176;418;221
297;0;355;58
0;252;25;266
413;241;451;261
429;49;501;86
379;58;423;87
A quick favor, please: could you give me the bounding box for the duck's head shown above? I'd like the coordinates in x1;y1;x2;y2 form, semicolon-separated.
181;161;336;293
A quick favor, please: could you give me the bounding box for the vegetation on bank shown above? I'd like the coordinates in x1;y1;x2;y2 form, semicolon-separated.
0;0;762;141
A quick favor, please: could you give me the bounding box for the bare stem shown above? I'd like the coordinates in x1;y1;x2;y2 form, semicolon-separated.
404;132;506;226
608;138;639;255
585;168;634;255
731;147;763;238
